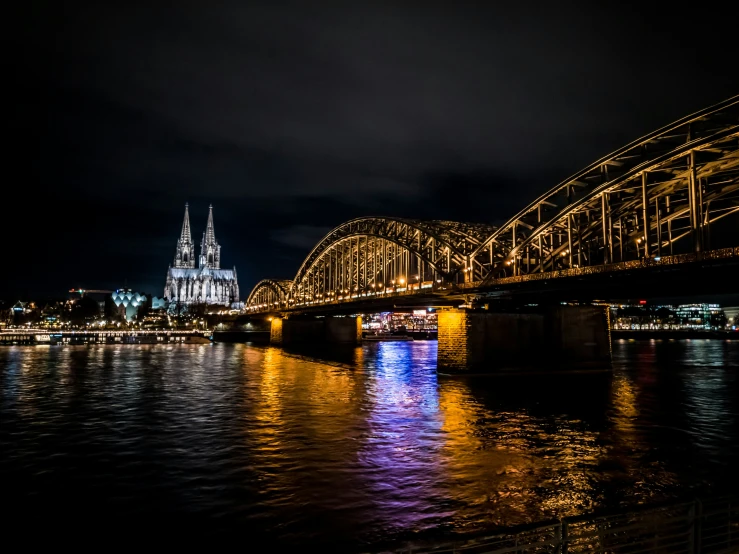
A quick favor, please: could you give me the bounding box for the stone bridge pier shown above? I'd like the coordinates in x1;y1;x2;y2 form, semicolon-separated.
437;306;611;373
270;316;362;346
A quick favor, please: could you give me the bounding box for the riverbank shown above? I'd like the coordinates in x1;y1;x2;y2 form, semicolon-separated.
612;329;738;340
0;330;212;346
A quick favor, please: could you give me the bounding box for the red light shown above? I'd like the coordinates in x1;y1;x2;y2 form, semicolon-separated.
639;300;647;305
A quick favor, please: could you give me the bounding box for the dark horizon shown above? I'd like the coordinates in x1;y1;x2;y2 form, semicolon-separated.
8;1;738;299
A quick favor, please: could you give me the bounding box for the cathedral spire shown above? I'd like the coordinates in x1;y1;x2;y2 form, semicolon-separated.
200;204;221;269
181;203;192;242
204;204;216;245
173;203;196;268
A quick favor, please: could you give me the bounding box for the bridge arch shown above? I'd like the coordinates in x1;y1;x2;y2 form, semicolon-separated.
245;279;292;312
244;95;739;312
288;217;495;306
471;95;739;282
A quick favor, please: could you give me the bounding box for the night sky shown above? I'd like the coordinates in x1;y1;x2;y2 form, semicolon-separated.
9;2;737;299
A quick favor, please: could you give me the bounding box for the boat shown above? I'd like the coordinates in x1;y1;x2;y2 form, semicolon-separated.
182;335;213;344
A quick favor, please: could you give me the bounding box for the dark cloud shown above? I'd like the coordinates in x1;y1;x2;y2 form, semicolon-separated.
6;0;737;298
272;225;334;250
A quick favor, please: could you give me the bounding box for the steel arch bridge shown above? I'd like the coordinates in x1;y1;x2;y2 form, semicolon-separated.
245;279;293;311
247;95;739;313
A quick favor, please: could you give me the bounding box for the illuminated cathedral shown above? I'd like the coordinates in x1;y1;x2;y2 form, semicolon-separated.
164;204;240;308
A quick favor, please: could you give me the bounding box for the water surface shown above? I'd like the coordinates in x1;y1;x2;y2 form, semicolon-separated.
1;339;737;549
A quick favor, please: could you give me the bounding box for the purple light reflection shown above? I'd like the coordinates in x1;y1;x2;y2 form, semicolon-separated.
356;342;454;534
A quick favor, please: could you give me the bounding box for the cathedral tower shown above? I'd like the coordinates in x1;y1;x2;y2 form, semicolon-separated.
199;204;221;269
165;203;239;309
173;203;196;268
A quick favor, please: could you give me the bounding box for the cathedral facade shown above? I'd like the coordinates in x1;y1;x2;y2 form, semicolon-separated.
164;204;240;308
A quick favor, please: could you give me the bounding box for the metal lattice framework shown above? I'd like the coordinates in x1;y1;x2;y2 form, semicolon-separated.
474;94;739;283
246;218;495;310
289;218;495;307
245;279;293;311
246;95;739;312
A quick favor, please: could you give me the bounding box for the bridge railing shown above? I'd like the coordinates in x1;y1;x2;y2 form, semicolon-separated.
0;329;211;336
246;246;739;312
457;246;739;290
246;280;463;312
394;496;738;554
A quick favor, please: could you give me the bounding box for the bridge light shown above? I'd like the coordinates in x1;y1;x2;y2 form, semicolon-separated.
399;278;405;284
636;238;642;243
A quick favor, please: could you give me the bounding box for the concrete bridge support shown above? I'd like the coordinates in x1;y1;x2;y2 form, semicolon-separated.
270;316;362;346
437;306;611;373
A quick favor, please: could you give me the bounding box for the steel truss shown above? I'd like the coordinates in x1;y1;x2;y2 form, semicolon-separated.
475;95;739;283
245;218;495;310
245;279;292;311
246;96;739;312
287;218;495;307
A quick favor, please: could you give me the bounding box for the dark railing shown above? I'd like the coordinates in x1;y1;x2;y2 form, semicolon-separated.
395;497;738;554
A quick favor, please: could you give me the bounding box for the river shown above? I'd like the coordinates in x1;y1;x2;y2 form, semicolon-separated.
1;339;738;550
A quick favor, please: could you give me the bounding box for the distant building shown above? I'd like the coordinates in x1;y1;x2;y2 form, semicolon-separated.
164;204;240;309
724;306;739;330
11;300;36;314
675;303;726;330
111;289;147;321
7;301;40;326
610;302;728;330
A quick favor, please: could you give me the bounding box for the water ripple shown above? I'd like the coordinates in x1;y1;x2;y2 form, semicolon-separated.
1;340;738;549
